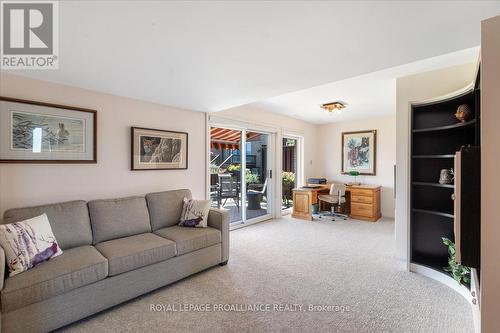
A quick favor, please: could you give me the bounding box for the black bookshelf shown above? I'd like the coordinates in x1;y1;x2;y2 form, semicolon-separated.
410;81;480;274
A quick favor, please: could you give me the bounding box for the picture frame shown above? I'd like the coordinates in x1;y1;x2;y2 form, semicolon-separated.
131;127;188;171
0;96;97;163
341;129;377;175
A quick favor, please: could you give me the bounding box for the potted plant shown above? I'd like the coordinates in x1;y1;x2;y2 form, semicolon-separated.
442;237;471;285
282;172;295;208
227;164;240;174
246;171;262;210
245;171;260;187
210;163;221;174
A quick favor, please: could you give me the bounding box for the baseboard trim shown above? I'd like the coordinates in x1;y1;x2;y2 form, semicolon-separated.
409;263;472;302
410;263;481;332
470;268;481;333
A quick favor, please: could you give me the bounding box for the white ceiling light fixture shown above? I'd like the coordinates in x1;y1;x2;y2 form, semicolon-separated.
321;101;347;114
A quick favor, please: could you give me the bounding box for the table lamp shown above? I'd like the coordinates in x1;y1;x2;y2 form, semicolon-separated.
348;171;360;185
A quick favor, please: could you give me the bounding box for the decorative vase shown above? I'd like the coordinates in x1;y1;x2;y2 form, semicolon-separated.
455;104;472;123
439;169;454;184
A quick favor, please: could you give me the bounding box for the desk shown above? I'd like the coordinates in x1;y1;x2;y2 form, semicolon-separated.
292;184;381;222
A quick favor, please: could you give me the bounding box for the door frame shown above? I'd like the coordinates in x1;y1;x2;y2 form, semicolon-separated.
281;133;304;216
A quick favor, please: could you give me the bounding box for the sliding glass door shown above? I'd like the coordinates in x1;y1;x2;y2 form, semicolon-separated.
245;132;272;221
210;126;273;227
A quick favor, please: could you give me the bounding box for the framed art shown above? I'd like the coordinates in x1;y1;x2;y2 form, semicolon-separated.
341;129;377;175
131;127;188;170
0;97;97;163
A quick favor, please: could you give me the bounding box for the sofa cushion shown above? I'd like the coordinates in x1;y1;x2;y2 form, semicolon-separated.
154;226;221;255
88;196;151;244
146;189;192;230
1;245;107;312
3;200;93;250
95;233;176;276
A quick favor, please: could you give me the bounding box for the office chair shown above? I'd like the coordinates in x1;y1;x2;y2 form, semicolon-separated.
318;184;348;221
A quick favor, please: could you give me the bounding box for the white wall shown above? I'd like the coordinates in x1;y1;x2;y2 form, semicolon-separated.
395;62;477;263
316;115;396;218
481;15;500;333
0;73;207;218
211;105;318;182
0;73;319;221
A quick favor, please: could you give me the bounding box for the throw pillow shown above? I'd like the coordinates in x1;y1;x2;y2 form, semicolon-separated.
179;198;210;228
0;213;63;277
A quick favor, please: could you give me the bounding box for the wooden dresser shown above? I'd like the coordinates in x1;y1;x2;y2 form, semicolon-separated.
292;184;381;222
348;185;381;222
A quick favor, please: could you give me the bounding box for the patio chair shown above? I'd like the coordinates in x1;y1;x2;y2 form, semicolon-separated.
218;174;240;209
247;178;268;210
210;173;220;206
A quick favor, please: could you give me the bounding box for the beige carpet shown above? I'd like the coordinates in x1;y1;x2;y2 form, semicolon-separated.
58;216;473;333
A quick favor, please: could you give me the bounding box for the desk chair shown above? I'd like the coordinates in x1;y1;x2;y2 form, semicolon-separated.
318;184;348;221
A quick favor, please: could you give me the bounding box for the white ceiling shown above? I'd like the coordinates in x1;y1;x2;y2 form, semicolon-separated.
251;47;480;124
3;1;499;114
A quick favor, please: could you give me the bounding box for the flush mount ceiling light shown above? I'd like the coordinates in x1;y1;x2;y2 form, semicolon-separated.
321;101;347;114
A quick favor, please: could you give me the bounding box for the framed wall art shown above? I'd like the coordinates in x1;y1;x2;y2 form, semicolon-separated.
341;129;377;175
0;97;97;163
131;127;188;170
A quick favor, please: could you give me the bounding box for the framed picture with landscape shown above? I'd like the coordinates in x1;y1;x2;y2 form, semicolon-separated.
342;130;377;175
0;97;97;163
131;127;188;170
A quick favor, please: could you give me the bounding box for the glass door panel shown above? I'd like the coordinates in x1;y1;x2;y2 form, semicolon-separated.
282;137;298;213
210;127;242;224
245;132;272;220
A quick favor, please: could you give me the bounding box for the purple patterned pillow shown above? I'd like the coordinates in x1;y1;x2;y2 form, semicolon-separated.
179;198;210;228
0;213;63;276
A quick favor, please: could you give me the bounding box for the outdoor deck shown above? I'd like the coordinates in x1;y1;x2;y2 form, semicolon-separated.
211;198;292;224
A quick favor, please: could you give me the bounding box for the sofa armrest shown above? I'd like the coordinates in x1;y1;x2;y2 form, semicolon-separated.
0;246;5;291
208;208;229;263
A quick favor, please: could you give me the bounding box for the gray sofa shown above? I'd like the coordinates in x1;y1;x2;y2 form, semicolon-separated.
0;189;229;333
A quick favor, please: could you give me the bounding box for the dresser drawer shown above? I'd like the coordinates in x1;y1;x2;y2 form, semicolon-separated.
351;195;373;204
350;189;373;197
351;203;373;217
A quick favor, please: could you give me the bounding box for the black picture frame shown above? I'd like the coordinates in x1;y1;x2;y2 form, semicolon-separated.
0;96;97;163
131;126;188;171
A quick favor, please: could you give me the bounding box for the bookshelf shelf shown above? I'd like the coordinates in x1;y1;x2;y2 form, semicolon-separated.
412;119;476;133
412;182;454;189
410;86;479;275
